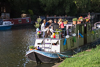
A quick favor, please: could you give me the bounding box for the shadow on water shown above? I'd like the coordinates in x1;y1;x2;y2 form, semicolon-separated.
25;61;54;67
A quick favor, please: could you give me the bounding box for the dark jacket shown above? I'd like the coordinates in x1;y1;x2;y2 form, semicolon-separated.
51;23;59;31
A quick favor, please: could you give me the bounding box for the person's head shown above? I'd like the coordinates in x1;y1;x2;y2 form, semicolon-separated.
48;19;52;24
73;21;77;25
88;12;90;15
43;19;46;24
59;18;62;22
54;19;57;23
58;18;63;24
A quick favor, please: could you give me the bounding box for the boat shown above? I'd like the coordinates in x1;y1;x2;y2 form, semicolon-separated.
26;50;68;63
26;15;100;63
0;19;14;30
3;17;31;26
1;13;32;27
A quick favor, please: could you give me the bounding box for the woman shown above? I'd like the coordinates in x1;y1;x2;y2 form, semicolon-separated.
58;18;64;29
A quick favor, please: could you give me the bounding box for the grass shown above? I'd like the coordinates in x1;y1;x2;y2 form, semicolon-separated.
59;45;100;67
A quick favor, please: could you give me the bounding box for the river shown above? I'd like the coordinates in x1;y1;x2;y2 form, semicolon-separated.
0;25;54;67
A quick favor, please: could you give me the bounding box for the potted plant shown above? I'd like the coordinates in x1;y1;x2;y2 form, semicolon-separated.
34;22;40;29
77;20;81;24
85;17;89;22
72;18;77;25
37;16;42;23
79;16;83;22
86;18;89;22
29;45;34;51
63;20;68;24
34;16;42;30
55;29;62;39
34;17;42;38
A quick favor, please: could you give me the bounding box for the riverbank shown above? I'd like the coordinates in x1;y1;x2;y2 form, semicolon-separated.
55;45;100;67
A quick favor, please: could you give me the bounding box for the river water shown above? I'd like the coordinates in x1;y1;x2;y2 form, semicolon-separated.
0;26;54;67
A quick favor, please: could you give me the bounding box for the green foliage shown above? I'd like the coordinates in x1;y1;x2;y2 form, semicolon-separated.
39;0;73;15
28;9;34;15
34;23;40;28
37;17;42;23
59;45;100;67
55;29;62;34
34;17;42;28
72;18;77;21
73;0;91;13
29;45;34;49
2;0;100;17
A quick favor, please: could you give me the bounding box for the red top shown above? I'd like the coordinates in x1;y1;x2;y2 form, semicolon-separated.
60;22;64;28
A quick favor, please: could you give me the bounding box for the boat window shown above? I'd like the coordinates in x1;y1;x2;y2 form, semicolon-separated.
52;43;57;45
18;20;22;23
37;43;42;45
26;19;29;23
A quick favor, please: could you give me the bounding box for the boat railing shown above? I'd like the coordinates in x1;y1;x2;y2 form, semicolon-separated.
35;30;65;39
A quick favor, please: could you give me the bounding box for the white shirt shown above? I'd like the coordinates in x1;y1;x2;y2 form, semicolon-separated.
41;23;45;31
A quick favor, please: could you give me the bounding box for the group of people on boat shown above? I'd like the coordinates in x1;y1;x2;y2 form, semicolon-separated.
41;18;65;38
39;13;91;38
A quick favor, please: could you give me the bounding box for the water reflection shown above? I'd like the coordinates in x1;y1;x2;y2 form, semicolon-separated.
0;26;53;67
25;61;54;67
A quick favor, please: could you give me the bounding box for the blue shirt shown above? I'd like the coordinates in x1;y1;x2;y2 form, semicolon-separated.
45;22;50;27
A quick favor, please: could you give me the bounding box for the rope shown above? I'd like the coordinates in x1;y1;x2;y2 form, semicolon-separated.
57;53;63;61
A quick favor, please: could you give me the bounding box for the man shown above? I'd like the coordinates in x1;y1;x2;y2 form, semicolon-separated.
51;19;59;31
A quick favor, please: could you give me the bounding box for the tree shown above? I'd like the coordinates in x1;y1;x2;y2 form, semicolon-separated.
90;0;100;12
1;0;100;18
39;0;73;15
73;0;91;13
